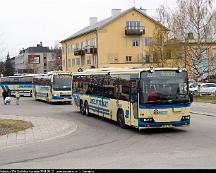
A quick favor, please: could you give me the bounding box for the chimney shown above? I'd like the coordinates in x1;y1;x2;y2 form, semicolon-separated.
90;17;98;26
111;9;121;17
140;7;147;14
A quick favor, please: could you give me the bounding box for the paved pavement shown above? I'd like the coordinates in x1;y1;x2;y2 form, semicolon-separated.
191;102;216;117
0;100;215;151
0;114;77;151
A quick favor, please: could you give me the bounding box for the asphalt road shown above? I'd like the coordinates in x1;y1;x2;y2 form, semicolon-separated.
0;97;216;169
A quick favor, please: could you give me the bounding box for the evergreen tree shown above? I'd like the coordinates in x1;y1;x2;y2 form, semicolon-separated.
3;52;14;76
0;61;4;77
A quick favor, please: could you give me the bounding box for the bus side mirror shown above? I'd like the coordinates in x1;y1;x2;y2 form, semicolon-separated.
189;92;193;103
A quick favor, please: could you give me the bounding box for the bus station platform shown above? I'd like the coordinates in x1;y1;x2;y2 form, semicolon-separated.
0;114;77;150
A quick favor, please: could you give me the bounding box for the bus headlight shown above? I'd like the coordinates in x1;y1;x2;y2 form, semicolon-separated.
141;118;154;122
181;116;190;120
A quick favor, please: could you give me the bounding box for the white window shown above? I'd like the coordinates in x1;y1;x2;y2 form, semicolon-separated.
67;59;71;68
93;55;97;65
76;58;80;66
92;38;97;47
72;59;75;66
87;56;92;65
87;40;91;47
126;56;132;62
71;45;75;53
144;37;152;47
132;38;140;47
126;21;140;29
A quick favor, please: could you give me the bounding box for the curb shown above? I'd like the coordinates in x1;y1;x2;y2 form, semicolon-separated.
0;115;78;150
190;111;216;117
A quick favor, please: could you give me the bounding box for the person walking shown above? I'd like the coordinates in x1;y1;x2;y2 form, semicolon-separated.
2;90;8;105
15;91;20;105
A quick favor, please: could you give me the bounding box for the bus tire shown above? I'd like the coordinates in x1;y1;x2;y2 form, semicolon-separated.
80;100;85;115
117;109;126;128
34;91;37;100
84;101;91;117
47;94;51;104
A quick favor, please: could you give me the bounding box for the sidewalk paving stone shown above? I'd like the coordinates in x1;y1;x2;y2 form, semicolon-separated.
0;115;77;150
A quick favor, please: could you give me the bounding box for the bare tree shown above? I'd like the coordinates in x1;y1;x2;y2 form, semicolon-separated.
147;26;184;68
155;0;216;81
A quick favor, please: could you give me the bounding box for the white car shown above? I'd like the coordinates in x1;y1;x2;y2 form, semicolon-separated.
189;83;216;95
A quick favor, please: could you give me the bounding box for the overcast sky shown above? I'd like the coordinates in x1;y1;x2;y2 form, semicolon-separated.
0;0;177;59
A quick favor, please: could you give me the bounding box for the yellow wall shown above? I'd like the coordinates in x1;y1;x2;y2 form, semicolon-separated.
97;10;165;68
62;9;167;72
62;31;97;72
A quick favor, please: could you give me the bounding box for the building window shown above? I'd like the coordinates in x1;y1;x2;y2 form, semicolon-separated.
87;40;91;47
87;56;92;65
72;45;75;53
144;37;152;47
63;60;65;68
132;38;140;47
76;58;81;66
28;55;40;64
81;42;86;50
92;38;97;47
72;59;75;66
126;56;132;62
68;47;70;53
126;21;140;29
146;54;153;63
68;59;71;68
93;55;97;65
62;47;65;54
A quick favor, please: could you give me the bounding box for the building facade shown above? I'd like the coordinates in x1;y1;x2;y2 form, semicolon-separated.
15;42;62;74
61;7;169;72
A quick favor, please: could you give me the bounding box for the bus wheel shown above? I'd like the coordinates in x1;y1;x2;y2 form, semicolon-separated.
80;101;85;115
84;101;91;117
117;110;126;128
47;94;51;104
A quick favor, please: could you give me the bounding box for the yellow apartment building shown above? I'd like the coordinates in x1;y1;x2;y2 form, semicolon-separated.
60;7;170;72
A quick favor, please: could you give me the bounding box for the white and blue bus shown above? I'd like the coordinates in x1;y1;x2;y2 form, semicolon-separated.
0;74;36;97
72;67;193;130
33;71;72;103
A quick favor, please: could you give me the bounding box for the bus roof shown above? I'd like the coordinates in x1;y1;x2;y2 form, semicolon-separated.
47;71;72;75
73;67;187;75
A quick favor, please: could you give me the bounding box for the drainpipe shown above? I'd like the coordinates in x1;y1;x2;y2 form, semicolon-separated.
65;42;68;72
96;31;99;68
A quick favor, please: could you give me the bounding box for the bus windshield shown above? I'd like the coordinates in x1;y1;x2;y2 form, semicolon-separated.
140;70;189;105
53;75;72;91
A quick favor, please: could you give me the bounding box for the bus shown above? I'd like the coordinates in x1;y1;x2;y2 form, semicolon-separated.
72;67;193;130
33;71;72;103
0;74;35;97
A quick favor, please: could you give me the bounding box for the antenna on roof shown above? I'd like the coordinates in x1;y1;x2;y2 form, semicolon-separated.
132;0;136;7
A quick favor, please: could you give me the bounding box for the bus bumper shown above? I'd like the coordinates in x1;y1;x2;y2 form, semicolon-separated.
138;119;190;130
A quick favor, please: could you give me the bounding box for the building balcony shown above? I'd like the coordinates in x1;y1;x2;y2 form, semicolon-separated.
85;47;97;54
125;26;145;35
74;49;86;56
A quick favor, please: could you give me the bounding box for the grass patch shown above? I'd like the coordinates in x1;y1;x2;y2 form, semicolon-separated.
194;96;216;104
0;119;33;136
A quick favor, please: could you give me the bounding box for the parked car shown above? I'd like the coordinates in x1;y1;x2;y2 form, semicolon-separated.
189;83;216;95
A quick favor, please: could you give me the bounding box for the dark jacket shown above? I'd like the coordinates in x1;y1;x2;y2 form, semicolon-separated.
2;91;8;99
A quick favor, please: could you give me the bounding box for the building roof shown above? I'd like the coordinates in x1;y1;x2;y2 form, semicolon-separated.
25;46;50;53
61;7;169;43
